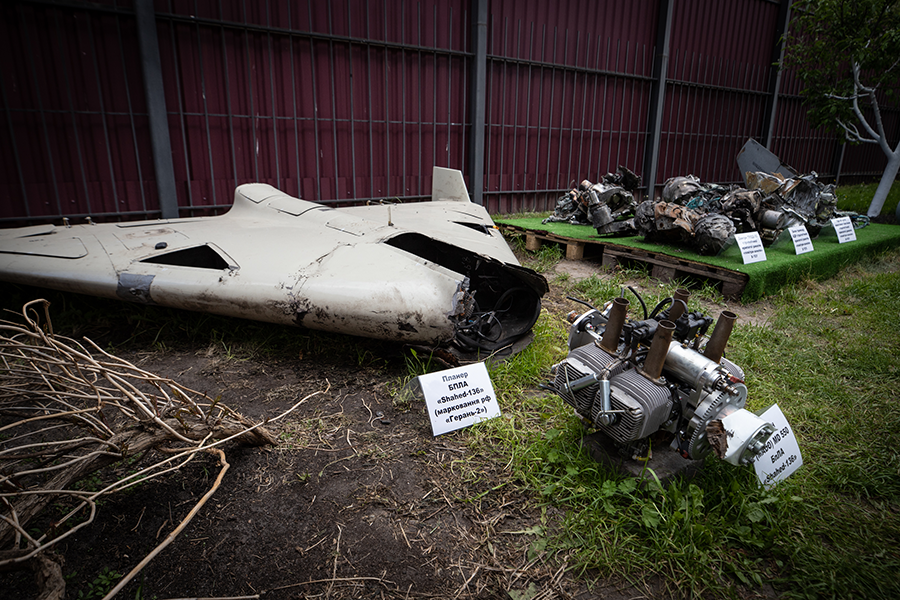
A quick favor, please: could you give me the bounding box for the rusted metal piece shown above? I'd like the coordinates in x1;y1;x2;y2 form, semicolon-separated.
542;166;640;234
599;297;629;353
703;310;738;364
641;319;675;381
668;288;691;323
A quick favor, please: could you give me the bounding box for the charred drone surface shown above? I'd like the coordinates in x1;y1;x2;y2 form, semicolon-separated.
546;289;774;468
0;168;547;352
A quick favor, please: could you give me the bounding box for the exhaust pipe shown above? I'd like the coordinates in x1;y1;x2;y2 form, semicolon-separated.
668;288;691;322
704;310;737;364
642;319;675;381
599;297;629;353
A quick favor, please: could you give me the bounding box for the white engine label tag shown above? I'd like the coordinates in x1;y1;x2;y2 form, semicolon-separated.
788;224;815;255
832;216;857;243
735;231;767;264
420;362;501;436
753;403;803;488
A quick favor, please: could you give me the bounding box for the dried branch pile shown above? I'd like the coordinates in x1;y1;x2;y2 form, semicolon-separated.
0;300;302;599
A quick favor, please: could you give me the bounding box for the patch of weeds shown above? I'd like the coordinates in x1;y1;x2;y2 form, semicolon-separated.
571;275;620;307
386;347;437;412
76;567;122;600
523;243;564;273
355;347;385;369
73;473;104;493
487;311;567;400
390;383;416;413
553;271;571;285
494;210;553;221
836;181;900;217
403;347;434;378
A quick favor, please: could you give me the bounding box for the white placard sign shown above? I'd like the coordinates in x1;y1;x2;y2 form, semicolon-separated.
832;216;857;243
420;362;501;436
734;231;767;264
788;224;814;255
753;404;803;488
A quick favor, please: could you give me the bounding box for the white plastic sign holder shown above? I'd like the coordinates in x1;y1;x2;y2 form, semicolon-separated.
420;362;501;436
753;404;803;488
734;231;767;264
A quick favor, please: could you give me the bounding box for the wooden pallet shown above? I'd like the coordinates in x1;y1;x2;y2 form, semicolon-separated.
601;244;748;298
500;223;604;260
499;223;748;299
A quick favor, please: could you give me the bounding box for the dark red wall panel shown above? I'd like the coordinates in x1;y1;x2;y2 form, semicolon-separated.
1;0;896;224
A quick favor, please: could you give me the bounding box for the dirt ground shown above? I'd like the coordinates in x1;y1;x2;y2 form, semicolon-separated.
1;257;776;600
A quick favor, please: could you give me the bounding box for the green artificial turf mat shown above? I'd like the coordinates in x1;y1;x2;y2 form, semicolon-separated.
494;217;900;301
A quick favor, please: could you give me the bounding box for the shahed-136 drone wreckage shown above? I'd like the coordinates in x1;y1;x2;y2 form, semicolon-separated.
0;168;548;354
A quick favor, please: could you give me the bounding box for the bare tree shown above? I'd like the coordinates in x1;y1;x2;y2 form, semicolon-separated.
785;0;900;219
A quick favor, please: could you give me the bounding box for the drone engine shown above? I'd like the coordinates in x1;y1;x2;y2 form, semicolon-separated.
546;290;774;465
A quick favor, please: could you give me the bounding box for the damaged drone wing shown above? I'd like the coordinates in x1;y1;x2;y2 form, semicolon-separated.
0;168;547;350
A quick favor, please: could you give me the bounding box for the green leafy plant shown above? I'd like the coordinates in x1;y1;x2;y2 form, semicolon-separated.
77;567;123;600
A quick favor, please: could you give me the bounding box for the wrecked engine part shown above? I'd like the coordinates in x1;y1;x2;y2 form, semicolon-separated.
662;175;732;210
545;289;775;466
543;166;640;234
693;213;737;255
639;168;866;254
661;175;704;204
744;171;843;238
0;167;548;355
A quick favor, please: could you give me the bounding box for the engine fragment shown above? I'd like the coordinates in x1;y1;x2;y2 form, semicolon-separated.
545;289;775;467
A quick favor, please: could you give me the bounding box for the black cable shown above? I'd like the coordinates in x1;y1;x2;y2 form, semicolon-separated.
649;297;672;320
566;296;596;311
454;288;542;352
492;287;528;315
649;297;687;320
627;286;647;320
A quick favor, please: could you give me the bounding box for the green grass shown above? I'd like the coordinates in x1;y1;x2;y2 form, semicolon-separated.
508;234;565;273
458;248;900;599
836;180;900;218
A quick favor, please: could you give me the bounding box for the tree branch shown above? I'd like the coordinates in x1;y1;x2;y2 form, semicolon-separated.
849;61;892;154
100;448;230;600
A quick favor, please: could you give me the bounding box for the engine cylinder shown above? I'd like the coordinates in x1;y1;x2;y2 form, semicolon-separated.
553;344;624;415
600;369;672;443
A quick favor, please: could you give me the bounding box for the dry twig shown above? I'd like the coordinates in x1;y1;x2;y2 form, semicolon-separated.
0;299;328;599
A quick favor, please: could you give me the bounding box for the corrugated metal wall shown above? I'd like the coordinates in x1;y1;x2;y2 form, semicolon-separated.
1;1;154;222
483;0;658;213
660;0;779;182
1;0;897;225
155;0;470;213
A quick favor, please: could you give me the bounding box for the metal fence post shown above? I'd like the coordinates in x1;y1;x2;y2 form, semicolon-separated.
831;141;846;184
643;0;673;202
468;0;488;205
763;0;792;149
134;0;179;218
